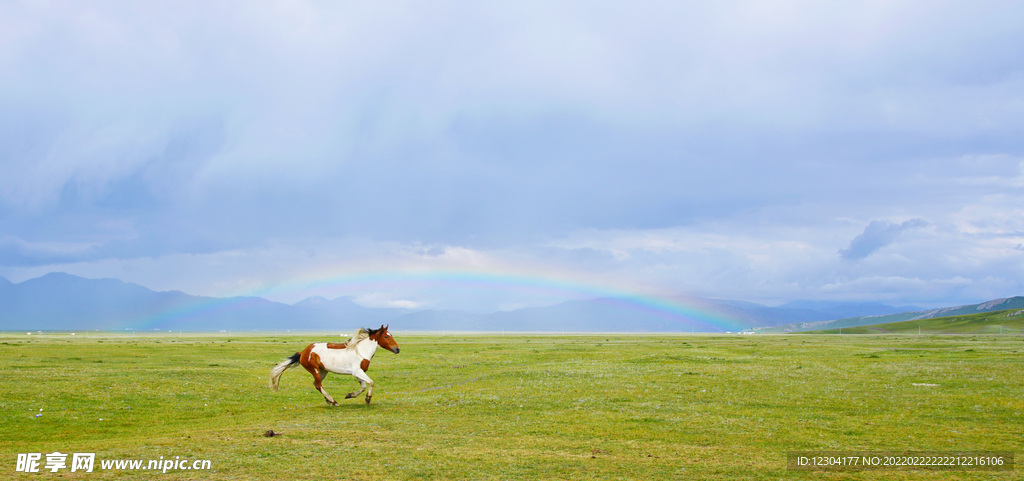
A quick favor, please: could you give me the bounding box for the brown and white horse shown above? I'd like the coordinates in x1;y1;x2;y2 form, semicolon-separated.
268;325;400;405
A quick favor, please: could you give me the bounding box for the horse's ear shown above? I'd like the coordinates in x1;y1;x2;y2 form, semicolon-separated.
381;324;387;331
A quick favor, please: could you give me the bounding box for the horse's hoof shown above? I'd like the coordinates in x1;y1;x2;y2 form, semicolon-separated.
345;393;357;399
332;401;339;406
365;396;372;405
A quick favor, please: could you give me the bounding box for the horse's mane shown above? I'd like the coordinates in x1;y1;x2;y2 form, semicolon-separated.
344;328;370;349
343;326;382;349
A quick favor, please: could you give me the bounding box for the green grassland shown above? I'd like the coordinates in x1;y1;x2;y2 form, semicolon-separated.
807;308;1024;335
1;332;1021;479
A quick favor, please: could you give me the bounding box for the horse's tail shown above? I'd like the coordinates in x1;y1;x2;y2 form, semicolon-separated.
269;352;301;391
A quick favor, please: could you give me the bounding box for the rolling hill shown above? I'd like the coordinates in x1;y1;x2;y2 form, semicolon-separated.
754;296;1024;334
802;308;1024;335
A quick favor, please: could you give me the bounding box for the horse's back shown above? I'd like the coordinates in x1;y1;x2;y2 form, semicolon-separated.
309;342;360;375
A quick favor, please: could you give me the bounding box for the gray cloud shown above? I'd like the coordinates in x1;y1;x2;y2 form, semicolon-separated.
0;236;98;267
839;219;929;261
1;2;1023;308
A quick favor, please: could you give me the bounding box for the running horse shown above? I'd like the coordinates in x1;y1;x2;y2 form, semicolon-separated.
268;325;400;405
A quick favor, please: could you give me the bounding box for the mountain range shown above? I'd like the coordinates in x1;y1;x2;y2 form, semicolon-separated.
757;296;1024;333
1;272;1003;333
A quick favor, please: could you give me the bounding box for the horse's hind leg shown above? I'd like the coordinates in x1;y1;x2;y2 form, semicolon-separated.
301;352;338;406
314;372;338;406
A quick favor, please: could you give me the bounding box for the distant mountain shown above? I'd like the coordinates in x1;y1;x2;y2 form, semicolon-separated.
658;298;922;329
759;297;1024;333
776;301;922;320
0;273;344;332
911;297;1024;320
0;272;983;332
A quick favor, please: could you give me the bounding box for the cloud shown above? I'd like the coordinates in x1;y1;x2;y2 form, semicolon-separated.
1;2;1023;310
352;293;426;310
0;236;99;267
839;219;928;261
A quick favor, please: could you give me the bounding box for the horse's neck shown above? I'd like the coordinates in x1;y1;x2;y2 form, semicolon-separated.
353;338;379;359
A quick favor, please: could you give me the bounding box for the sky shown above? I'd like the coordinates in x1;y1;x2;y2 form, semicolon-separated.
1;1;1023;312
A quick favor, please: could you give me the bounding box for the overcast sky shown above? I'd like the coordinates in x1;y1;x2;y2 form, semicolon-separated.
1;1;1022;311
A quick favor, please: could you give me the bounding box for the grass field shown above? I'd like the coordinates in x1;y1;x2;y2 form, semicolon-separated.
807;308;1024;335
1;332;1021;479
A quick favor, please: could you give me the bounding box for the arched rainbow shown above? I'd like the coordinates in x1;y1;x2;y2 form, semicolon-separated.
245;269;747;332
122;269;747;332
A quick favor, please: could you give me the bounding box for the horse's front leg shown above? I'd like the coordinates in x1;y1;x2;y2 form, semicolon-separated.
348;370;374;405
345;379;367;400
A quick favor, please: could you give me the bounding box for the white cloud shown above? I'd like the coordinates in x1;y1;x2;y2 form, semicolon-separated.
352;293;426;310
1;1;1023;310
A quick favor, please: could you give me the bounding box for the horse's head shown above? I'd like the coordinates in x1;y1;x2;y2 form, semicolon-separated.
372;324;400;354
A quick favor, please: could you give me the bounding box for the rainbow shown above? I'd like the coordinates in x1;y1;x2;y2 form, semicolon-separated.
124;269;748;332
246;269;748;332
